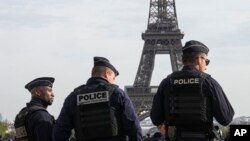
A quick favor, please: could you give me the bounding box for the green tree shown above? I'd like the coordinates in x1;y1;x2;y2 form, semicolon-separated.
0;121;8;139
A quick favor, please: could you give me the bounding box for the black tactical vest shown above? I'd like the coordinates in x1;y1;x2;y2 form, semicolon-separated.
165;70;212;131
14;106;47;141
73;84;123;141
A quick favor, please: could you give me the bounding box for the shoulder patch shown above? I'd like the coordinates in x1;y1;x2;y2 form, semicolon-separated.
15;125;27;138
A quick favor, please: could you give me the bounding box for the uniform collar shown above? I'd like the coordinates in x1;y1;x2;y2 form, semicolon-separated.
86;77;109;85
26;97;48;108
182;65;197;71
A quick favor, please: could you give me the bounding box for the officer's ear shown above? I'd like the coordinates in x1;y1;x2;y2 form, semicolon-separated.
194;56;202;69
31;87;42;97
103;68;110;78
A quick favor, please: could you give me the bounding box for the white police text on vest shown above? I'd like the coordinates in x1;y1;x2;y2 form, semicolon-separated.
77;91;109;105
174;78;199;85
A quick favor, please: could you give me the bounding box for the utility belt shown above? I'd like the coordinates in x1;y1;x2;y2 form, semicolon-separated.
180;131;208;138
167;126;222;141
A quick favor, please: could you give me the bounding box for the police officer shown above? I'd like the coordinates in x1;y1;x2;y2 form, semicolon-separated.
14;77;55;141
53;56;143;141
150;40;234;141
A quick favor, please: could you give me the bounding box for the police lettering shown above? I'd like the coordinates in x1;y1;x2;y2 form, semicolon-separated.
174;78;199;85
81;92;106;101
77;91;109;105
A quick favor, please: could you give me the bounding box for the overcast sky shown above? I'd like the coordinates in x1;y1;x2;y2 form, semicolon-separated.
0;0;250;121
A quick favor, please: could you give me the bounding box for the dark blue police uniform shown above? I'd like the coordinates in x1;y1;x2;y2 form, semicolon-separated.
150;41;234;141
151;65;234;125
54;56;142;141
14;77;55;141
144;132;165;141
26;97;55;141
54;77;142;141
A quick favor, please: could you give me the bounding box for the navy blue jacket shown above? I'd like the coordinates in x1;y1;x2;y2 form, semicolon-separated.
26;97;54;141
53;77;143;141
150;65;234;140
144;132;165;141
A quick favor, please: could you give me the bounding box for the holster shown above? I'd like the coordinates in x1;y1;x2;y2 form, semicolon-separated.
209;125;222;141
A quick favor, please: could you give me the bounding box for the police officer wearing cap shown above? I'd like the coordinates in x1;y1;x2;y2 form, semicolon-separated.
150;40;234;141
14;77;55;141
53;57;143;141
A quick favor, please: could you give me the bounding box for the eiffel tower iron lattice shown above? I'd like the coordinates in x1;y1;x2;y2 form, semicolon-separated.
125;0;184;121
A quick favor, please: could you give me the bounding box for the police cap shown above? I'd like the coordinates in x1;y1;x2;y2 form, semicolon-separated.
183;40;209;55
94;56;119;76
25;77;55;92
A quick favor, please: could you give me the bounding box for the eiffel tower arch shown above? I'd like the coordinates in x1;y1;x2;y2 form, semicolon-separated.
125;0;184;121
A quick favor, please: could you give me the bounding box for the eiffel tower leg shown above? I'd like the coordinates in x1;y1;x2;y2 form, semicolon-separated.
134;49;155;87
170;49;183;72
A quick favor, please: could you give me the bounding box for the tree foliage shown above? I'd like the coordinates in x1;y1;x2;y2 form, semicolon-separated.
0;121;7;138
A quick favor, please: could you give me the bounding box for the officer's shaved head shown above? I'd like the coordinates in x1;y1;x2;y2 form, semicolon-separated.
92;66;107;77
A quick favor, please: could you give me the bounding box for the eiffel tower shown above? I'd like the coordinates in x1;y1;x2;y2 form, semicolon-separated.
125;0;184;121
